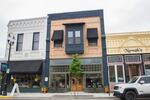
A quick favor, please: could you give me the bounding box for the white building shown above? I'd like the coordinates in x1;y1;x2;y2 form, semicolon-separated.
6;17;47;61
5;17;47;92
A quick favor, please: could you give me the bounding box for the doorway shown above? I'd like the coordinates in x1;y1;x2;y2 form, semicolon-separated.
125;64;142;82
71;76;83;91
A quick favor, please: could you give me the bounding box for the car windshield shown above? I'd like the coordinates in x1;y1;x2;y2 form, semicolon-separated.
128;76;139;83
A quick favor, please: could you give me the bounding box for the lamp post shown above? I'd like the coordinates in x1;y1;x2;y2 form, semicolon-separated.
1;33;15;96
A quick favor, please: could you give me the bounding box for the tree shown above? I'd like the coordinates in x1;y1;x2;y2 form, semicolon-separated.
69;54;82;77
69;54;83;93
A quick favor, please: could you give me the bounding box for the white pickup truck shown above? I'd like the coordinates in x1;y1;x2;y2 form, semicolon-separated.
113;75;150;100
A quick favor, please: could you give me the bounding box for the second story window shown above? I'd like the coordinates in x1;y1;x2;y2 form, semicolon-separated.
75;31;81;44
32;32;40;50
68;31;73;44
87;28;98;47
16;34;24;51
52;30;63;48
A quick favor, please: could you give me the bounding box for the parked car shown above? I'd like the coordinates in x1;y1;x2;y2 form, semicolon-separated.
113;75;150;100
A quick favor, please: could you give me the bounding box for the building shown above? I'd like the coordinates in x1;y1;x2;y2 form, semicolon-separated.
47;10;107;92
106;31;150;91
6;17;47;92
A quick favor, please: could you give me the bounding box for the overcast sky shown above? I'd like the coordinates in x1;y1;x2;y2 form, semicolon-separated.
0;0;150;58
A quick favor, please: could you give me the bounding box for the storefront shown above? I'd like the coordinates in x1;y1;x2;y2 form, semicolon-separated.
48;10;107;92
49;58;103;92
9;60;43;92
106;32;150;91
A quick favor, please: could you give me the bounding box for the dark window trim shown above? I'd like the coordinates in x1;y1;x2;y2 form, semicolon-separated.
16;34;24;51
54;40;63;48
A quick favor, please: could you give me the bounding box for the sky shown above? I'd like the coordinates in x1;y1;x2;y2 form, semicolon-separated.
0;0;150;58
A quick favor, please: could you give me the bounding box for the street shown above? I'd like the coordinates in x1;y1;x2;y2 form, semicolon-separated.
1;96;150;100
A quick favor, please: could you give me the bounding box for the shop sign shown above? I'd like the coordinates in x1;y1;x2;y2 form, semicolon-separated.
124;48;143;53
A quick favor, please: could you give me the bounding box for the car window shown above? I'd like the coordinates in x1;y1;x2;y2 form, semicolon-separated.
138;77;150;84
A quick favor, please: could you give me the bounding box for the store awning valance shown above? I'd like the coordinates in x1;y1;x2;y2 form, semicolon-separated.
87;28;98;39
52;30;63;41
9;60;42;73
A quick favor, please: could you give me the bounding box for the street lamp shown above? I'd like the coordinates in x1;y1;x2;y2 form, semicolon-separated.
1;33;15;96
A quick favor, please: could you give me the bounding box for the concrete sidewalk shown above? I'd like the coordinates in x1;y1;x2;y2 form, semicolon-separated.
10;92;114;98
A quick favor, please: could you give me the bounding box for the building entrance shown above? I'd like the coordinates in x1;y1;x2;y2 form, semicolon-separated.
125;64;142;82
71;76;83;91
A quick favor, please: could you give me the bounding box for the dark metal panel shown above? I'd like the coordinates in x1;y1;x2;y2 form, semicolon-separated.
87;28;98;39
48;10;103;20
9;60;42;73
51;30;63;41
99;11;109;86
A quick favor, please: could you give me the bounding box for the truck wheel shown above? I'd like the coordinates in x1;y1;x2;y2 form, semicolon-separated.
125;91;136;100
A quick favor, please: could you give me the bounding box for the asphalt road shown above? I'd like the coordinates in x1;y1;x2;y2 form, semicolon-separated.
0;96;150;100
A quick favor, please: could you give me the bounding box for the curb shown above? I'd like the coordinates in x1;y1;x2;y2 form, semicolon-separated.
0;96;14;98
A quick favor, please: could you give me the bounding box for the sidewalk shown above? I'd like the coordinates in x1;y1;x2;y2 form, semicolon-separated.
10;92;114;98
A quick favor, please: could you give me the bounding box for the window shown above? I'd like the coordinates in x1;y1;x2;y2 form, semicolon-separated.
54;40;62;48
109;66;115;82
86;74;102;88
107;55;123;64
32;32;39;50
68;31;73;44
143;54;150;62
75;31;81;44
10;74;41;88
145;65;150;75
139;77;150;84
16;34;23;51
117;65;124;82
125;55;141;63
50;74;66;88
88;38;97;46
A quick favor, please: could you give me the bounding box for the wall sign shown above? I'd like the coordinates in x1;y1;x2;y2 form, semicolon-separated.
123;48;143;53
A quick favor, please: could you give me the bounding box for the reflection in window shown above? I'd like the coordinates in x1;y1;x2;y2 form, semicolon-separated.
88;38;97;46
75;31;81;44
86;74;102;88
117;65;124;82
109;66;115;82
10;74;41;88
68;31;73;44
50;74;67;88
54;40;62;48
145;65;150;75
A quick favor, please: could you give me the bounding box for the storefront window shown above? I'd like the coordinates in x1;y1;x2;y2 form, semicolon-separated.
145;65;150;75
117;65;124;82
11;74;41;88
86;74;102;88
109;66;115;82
50;74;66;88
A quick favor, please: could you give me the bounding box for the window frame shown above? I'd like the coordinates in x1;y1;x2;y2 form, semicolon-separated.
32;32;40;50
16;34;24;51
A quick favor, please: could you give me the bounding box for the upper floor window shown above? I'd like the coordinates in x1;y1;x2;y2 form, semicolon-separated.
32;32;40;50
52;30;63;48
68;31;73;44
16;34;24;51
54;40;62;48
87;28;98;47
75;31;81;44
88;39;97;46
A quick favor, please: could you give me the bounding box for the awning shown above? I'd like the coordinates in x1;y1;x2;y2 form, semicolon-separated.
87;28;98;39
51;30;63;41
9;60;42;73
